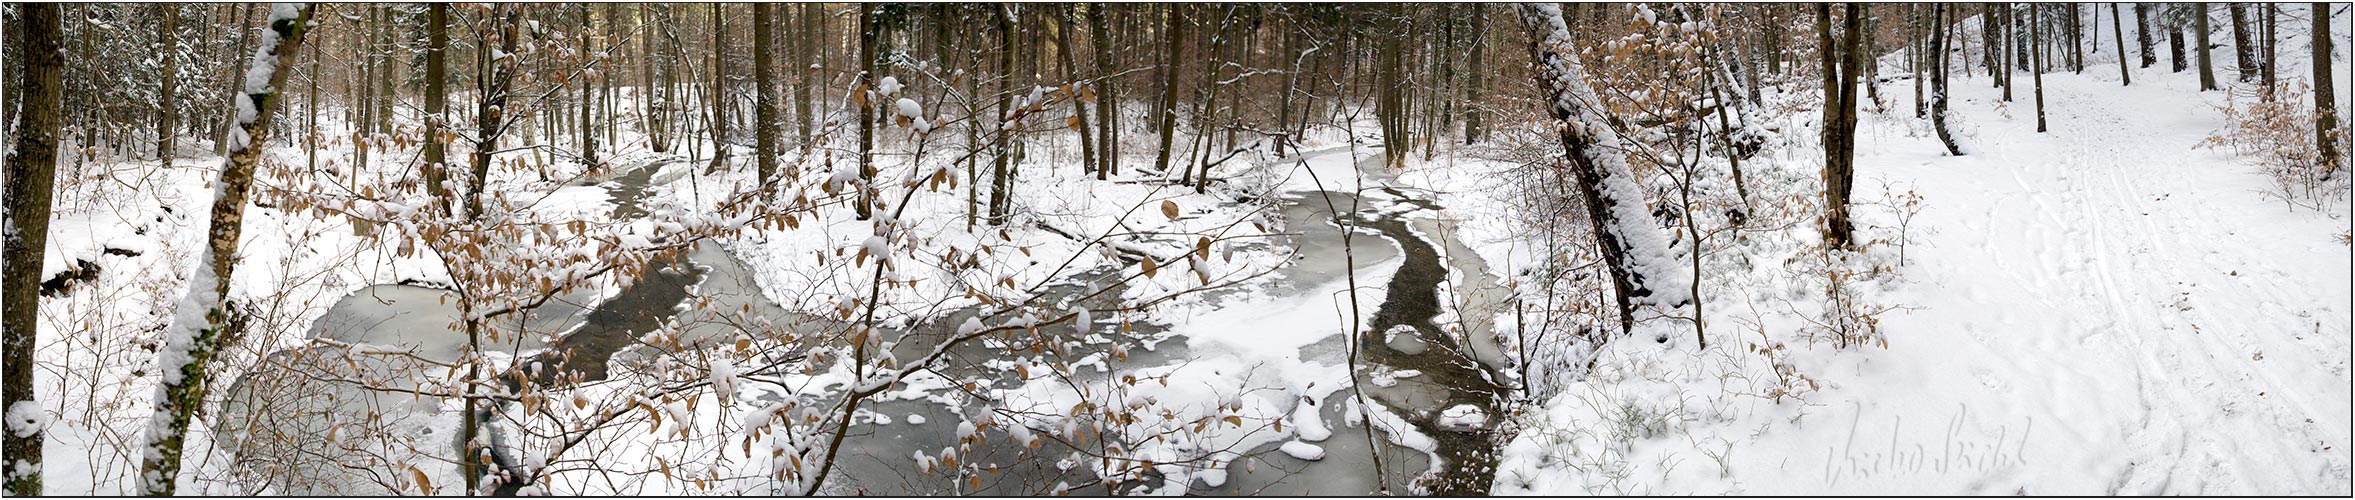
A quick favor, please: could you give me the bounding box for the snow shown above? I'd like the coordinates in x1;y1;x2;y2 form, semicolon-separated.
1288;397;1330;442
1516;3;1693;311
893;98;922;121
1437;404;1485;430
1278;440;1325;461
1493;4;2353;496
4;401;46;438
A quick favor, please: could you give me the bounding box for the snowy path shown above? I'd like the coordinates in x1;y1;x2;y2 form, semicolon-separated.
1847;70;2352;494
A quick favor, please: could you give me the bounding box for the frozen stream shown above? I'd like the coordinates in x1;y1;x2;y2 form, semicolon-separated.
216;145;1518;495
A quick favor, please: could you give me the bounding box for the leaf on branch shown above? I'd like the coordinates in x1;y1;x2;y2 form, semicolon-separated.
409;465;433;495
1160;200;1180;220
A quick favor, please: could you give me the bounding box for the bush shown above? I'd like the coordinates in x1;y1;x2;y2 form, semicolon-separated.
2201;82;2351;208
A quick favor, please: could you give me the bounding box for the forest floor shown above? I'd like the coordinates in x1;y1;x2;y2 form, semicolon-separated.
1494;26;2353;498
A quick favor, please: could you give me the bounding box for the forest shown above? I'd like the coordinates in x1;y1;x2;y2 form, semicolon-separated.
2;2;2349;496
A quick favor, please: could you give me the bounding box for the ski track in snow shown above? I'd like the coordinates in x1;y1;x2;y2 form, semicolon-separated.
1863;69;2352;494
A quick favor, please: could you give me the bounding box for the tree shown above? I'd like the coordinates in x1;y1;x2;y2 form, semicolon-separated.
2168;5;2188;73
424;3;449;209
155;5;178;164
2113;3;2131;86
2;5;63;496
2261;3;2277;96
579;6;602;171
2228;2;2253;82
213;4;257;157
709;4;732;171
1823;3;1868;248
1516;3;1691;335
1463;3;1489;143
2033;3;2051;132
755;3;778;183
1929;3;1962;153
139;4;316;494
1052;5;1097;178
2318;2;2342;179
1152;6;1185;176
1087;3;1119;179
2135;3;2156;68
2196;2;2217;91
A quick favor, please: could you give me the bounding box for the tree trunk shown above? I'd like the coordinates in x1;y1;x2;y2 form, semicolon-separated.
156;5;178;163
2261;3;2277;97
1087;3;1118;179
425;3;449;210
580;7;601;172
1054;6;1097;177
1826;3;1867;248
1152;6;1184;175
792;4;813;145
1;5;63;496
2071;4;2086;73
2317;2;2341;179
859;6;890;221
2114;3;2131;85
2033;3;2051;132
2169;13;2188;72
1517;3;1691;335
1930;3;1963;154
2136;3;2156;68
989;6;1016;224
755;3;778;183
2229;2;2253;82
2196;2;2217;90
214;4;257;157
710;4;733;170
139;5;315;495
1464;3;1489;143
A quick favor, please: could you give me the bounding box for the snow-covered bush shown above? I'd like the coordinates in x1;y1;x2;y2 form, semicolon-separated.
2200;82;2352;209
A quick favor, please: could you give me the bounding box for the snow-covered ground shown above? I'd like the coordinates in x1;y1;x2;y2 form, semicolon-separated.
1491;6;2353;496
13;5;2348;496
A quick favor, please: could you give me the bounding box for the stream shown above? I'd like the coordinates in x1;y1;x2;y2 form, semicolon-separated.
214;145;1517;495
